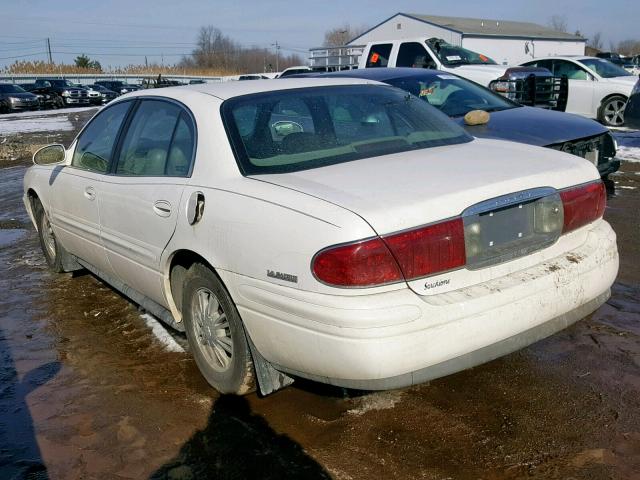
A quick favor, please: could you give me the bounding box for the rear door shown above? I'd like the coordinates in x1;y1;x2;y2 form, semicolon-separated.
98;98;196;306
48;100;132;274
364;43;393;68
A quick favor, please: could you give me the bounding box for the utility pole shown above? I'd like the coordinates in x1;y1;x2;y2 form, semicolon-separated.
272;41;280;72
46;38;53;63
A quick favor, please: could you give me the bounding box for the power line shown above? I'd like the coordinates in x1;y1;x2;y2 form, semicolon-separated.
52;51;191;57
0;52;46;60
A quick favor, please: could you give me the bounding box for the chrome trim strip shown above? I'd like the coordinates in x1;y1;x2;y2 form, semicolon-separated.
462;186;557;216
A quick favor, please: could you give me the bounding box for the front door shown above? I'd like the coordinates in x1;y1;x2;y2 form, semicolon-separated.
48;100;132;274
553;60;595;118
98;99;196;306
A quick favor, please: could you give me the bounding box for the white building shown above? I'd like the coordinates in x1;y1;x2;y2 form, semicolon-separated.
349;13;586;65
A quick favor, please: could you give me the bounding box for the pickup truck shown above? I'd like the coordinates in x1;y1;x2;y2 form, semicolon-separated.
31;79;91;107
309;38;567;110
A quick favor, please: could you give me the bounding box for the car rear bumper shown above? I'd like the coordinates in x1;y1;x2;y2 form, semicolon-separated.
225;220;618;389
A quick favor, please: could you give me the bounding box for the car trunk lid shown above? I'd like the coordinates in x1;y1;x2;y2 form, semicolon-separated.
253;138;601;294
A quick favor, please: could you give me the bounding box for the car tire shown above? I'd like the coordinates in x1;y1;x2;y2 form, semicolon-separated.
598;95;627;127
34;200;65;273
182;263;256;395
54;96;65;109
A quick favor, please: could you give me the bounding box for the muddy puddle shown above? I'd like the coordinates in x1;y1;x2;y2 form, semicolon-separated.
1;122;639;479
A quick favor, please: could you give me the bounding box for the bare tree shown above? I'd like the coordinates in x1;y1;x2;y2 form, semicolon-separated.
548;15;568;33
616;39;640;56
589;32;603;50
323;24;369;47
182;25;303;73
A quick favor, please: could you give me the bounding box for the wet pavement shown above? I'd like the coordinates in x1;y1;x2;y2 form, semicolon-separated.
1;116;640;479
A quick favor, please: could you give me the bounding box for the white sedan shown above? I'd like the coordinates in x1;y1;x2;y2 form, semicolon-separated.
23;79;618;395
520;56;637;127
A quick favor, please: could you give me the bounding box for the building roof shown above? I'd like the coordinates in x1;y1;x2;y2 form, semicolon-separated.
401;13;585;41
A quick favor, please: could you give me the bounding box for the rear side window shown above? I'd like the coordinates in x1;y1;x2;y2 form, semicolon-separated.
72;101;131;173
115;100;195;176
396;42;436;69
366;44;393;68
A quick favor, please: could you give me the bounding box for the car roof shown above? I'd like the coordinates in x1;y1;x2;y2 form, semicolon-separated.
293;67;447;82
525;56;594;62
122;77;383;101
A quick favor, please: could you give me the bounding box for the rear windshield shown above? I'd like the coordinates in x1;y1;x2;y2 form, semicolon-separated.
222;85;472;175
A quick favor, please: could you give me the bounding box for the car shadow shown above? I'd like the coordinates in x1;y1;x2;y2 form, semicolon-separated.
0;327;60;480
149;394;331;480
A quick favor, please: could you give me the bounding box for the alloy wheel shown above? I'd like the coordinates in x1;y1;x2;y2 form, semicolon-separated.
191;287;233;372
604;99;626;126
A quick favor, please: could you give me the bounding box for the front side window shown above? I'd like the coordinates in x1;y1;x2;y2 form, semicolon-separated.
115;100;194;176
72;101;131;173
366;44;393;68
552;60;589;80
222;85;472;175
396;42;437;69
386;73;517;117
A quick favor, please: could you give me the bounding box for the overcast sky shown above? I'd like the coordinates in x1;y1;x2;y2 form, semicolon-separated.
1;0;637;68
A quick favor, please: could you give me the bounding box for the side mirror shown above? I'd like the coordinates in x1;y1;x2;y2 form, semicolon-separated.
33;144;66;165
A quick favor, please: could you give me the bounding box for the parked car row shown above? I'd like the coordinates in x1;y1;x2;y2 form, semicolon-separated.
0;79;147;114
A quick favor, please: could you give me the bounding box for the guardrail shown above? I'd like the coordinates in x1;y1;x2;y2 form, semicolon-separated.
0;72;278;85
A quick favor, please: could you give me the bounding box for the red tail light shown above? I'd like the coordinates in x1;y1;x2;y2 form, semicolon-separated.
312;238;403;287
312;218;466;287
560;181;606;234
383;218;466;279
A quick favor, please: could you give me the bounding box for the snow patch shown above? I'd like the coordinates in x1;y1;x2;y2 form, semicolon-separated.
0;107;96;119
347;391;404;415
0;116;73;135
613;130;640;163
140;313;185;353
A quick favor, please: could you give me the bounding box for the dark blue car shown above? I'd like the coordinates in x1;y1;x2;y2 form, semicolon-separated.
624;78;640;130
294;68;619;177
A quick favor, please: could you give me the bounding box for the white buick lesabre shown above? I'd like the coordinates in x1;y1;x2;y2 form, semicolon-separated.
23;79;618;395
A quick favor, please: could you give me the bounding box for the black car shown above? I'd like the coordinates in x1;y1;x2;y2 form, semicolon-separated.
297;68;619;176
596;52;632;69
94;80;139;95
0;84;40;113
31;79;91;107
19;83;58;109
625;78;640;130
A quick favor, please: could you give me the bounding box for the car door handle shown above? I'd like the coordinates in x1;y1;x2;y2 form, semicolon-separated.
153;200;172;217
84;186;96;201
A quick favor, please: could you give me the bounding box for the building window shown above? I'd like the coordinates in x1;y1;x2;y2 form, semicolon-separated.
397;23;402;30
